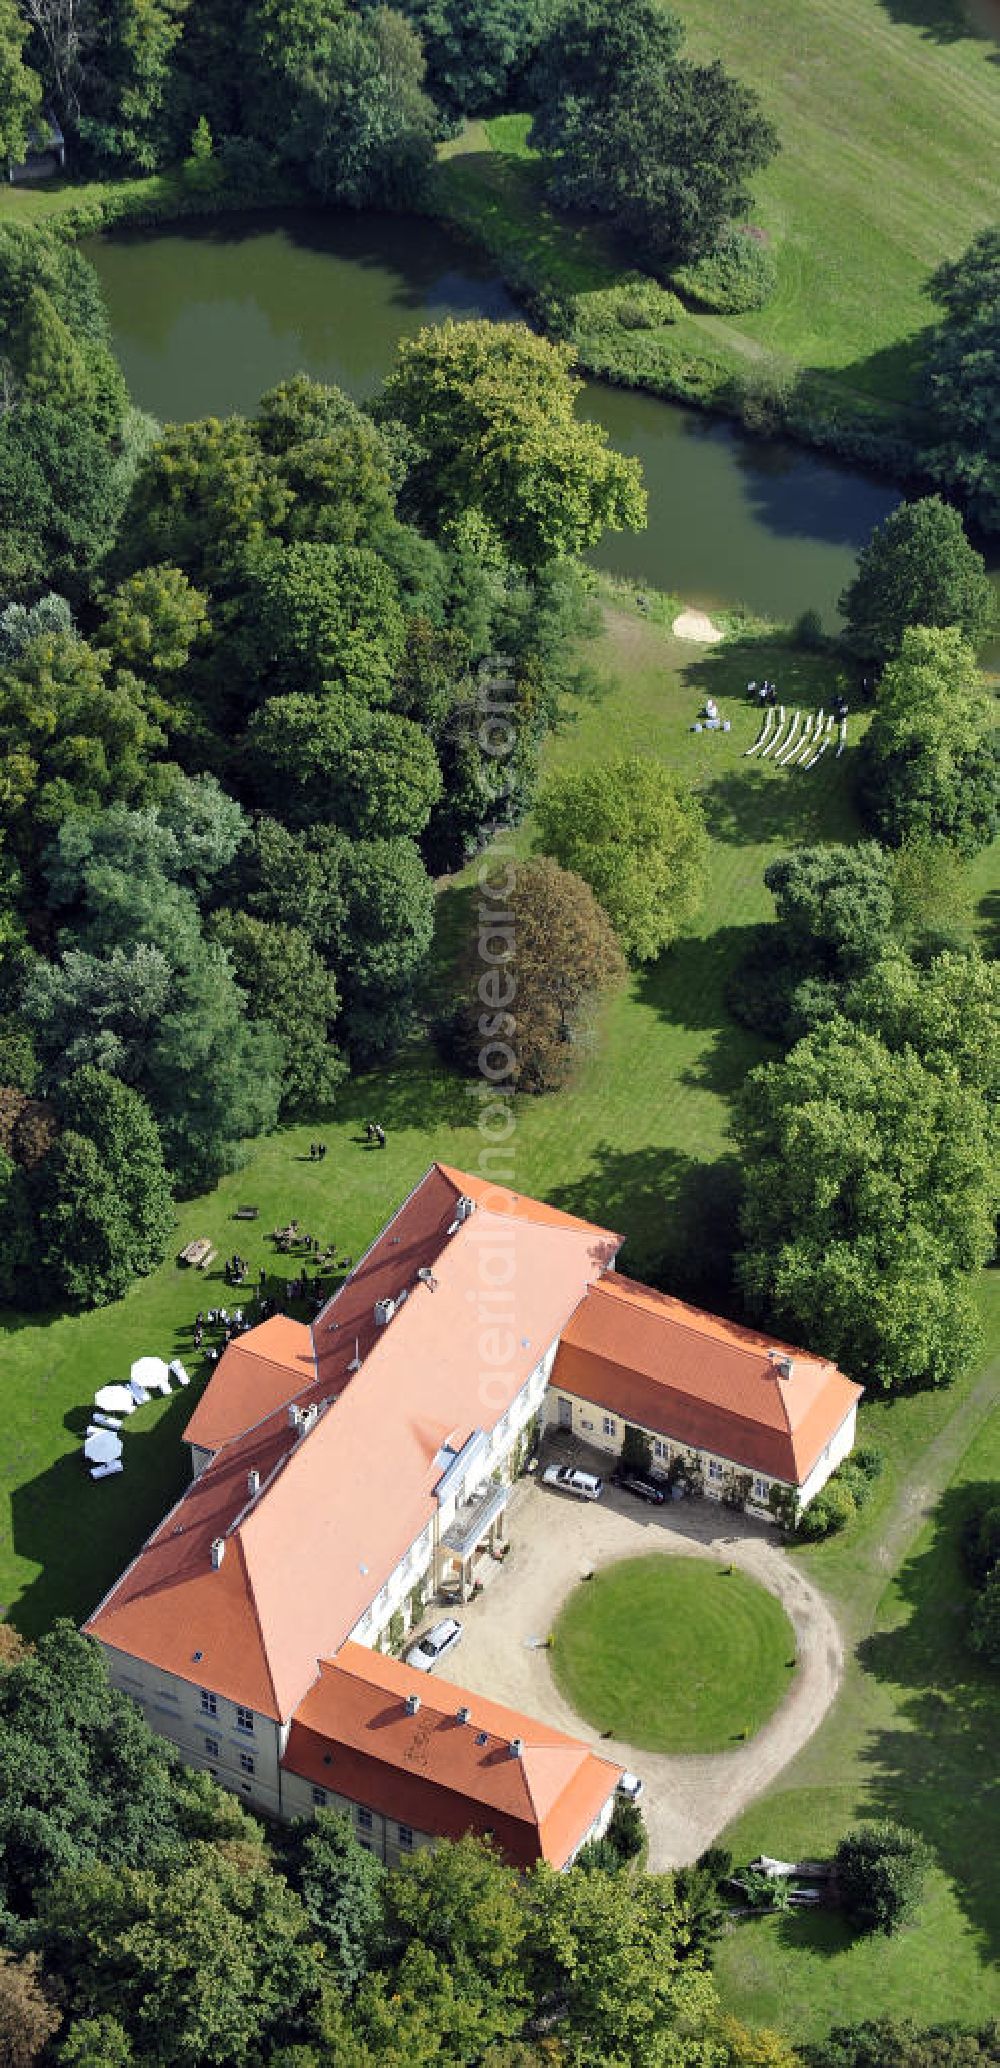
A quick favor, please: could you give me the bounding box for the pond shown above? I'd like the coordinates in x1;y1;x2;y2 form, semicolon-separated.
88;208;907;628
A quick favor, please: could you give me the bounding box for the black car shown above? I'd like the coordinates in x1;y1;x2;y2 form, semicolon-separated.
612;1470;667;1505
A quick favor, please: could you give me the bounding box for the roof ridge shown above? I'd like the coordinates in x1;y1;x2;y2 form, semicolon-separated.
313;1164;452;1338
436;1166;622;1243
232;1531;284;1721
596;1275;829;1368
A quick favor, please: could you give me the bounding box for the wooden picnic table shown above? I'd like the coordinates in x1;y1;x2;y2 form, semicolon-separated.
179;1237;216;1268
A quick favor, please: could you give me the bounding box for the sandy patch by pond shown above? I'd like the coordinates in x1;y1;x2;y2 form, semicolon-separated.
672;608;725;642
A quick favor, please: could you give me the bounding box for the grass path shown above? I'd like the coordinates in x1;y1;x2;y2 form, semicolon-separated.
672;0;1000;394
713;1304;1000;2036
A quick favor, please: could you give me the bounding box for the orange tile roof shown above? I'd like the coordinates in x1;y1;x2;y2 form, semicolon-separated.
283;1645;621;1869
183;1316;316;1454
87;1168;620;1722
553;1275;862;1485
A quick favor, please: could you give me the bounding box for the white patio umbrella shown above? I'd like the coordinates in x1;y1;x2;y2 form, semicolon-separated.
130;1356;171;1395
94;1384;136;1415
84;1428;123;1466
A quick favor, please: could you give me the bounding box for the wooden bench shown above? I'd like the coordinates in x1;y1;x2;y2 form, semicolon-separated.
234;1205;259;1221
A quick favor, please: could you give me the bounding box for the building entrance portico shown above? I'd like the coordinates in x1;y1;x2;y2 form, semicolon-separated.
437;1480;509;1602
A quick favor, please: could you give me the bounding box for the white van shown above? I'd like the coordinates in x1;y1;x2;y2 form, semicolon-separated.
542;1465;603;1501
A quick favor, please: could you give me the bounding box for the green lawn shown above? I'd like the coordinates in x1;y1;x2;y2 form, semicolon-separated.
711;1283;1000;2037
550;1553;797;1752
436;0;1000;420
673;0;1000;398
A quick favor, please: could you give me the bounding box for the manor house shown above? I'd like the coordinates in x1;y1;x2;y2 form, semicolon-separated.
86;1165;860;1867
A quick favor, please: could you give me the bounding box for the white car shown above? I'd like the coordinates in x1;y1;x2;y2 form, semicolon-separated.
542;1465;603;1501
406;1617;462;1673
617;1771;644;1802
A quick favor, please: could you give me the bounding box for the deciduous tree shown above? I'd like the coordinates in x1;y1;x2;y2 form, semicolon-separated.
0;0;42;165
922;227;1000;532
535;754;707;961
98;565;210;676
833;1821;932;1936
839;497;994;665
529;0;778;265
296;1809;384;1991
208;910;346;1116
452;855;625;1091
735;1019;996;1390
381;320;646;568
861;625;997;858
0;1948;61;2068
525;1862;718;2066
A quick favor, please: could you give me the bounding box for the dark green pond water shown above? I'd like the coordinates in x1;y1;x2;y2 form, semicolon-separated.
87;209;907;627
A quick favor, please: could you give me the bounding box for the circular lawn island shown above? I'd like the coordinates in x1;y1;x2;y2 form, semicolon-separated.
550;1553;796;1754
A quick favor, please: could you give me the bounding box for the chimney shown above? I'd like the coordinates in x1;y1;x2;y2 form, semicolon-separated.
509;1736;523;1759
404;1693;421;1716
210;1537;225;1569
287;1402;301;1431
374;1297;396;1327
456;1704;471;1724
247;1469;260;1498
456;1195;475;1223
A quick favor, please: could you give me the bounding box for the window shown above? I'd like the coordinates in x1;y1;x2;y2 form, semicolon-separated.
236;1705;254;1734
312;1787;327;1808
356;1806;373;1831
753;1476;769;1501
653;1439;669;1461
602;1415;617;1438
239;1751;255;1776
398;1824;413;1849
358;1839;372;1852
200;1689;217;1717
708;1460;724;1482
204;1736;219;1758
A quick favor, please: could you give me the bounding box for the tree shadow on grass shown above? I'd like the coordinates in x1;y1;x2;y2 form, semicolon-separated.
873;0;999;49
976;887;1000;958
9;1380;195;1640
853;1479;1000;1965
695;764;859;850
549;1141;743;1311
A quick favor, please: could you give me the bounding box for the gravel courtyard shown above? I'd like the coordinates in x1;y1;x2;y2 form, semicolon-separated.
443;1457;844;1870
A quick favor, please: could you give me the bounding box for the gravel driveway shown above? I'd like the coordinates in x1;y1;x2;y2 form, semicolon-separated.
445;1463;844;1869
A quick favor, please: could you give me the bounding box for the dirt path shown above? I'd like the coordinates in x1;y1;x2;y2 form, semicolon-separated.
868;1358;1000;1596
451;1361;1000;1869
451;1478;843;1870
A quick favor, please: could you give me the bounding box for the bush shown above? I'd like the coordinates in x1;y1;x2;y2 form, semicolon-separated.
834;1821;932;1935
606;1795;645;1864
797;1480;857;1541
574;278;683;335
674;226;778;313
793;607;826;650
621;1424;653;1475
696;1846;733;1883
732;357;795;436
852;1443;884;1483
835;1462;873;1512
